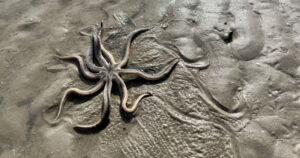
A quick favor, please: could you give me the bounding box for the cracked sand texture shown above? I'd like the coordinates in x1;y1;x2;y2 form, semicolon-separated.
0;0;300;158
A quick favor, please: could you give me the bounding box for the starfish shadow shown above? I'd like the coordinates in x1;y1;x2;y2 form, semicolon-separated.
73;114;110;134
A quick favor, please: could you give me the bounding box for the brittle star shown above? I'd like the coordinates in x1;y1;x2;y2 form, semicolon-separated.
53;22;178;128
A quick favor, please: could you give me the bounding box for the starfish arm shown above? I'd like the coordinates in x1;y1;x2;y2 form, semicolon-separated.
57;55;100;80
75;78;112;128
54;80;105;120
97;24;116;64
120;58;178;80
92;29;109;67
114;74;150;113
78;24;109;68
118;28;149;68
85;42;105;72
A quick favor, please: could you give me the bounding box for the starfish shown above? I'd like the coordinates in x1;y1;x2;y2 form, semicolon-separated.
53;22;178;128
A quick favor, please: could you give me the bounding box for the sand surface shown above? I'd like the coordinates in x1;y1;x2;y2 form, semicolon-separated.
1;0;300;157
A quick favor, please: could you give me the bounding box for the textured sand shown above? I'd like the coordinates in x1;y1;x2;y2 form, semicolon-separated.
0;0;300;157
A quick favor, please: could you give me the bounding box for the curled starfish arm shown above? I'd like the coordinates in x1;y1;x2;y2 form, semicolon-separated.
76;78;112;128
120;58;179;80
55;80;106;120
97;24;116;64
118;28;149;68
56;55;100;80
114;74;150;113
